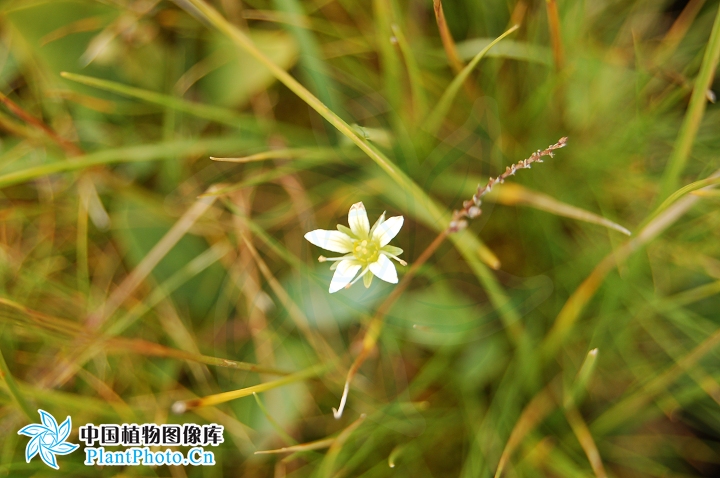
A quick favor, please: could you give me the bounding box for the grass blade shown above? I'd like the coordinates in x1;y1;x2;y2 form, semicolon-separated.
0;137;257;189
433;0;465;74
542;170;720;359
423;24;519;135
391;23;429;121
317;413;366;478
494;183;631;235
494;377;560;478
171;362;330;411
659;4;720;199
60;72;259;130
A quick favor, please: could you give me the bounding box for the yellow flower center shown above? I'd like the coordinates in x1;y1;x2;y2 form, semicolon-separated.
353;239;379;265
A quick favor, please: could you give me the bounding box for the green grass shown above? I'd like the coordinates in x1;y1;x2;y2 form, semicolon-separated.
1;0;720;477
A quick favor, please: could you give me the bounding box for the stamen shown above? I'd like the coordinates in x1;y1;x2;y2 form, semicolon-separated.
382;252;407;266
320;255;352;262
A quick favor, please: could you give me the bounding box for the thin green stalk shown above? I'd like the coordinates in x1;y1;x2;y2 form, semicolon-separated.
0;344;34;420
423;24;519;135
61;72;258;130
0;137;256;189
374;0;402;116
391;24;429;121
105;337;290;375
541;171;719;360
565;349;599;409
210;147;354;163
76;181;90;298
650;174;720;222
172;362;331;411
273;0;341;141
316;413;366;478
253;392;298;445
592;325;720;436
659;4;720;199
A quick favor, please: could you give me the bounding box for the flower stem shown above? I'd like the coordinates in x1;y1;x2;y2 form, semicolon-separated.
333;230;449;418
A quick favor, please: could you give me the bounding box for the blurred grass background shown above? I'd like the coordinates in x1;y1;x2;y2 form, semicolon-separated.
1;0;720;476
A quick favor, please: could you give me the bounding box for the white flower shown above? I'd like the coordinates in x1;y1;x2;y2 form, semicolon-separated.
305;202;406;293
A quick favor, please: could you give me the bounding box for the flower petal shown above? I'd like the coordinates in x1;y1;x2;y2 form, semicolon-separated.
329;260;361;293
348;202;370;238
369;254;398;284
369;211;386;236
381;245;403;256
304;229;353;253
336;224;356;238
373;216;404;246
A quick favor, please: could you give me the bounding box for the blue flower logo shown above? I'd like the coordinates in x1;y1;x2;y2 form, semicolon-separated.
17;409;79;469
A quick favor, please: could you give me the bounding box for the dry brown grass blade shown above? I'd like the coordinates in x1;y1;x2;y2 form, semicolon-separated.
211;148;318;162
239;234;337;361
431;0;482;101
545;0;564;70
231;192;276;367
39;16;105;45
85;184;222;329
432;0;464;74
492;183;631;235
0;111;39;139
74;368;134;419
37;185;224;389
104;337;289;375
0;297;84;335
564;406;608;478
255;437;335;455
0;91;83;156
1;297;288;374
655;0;707;63
494;377;561;477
